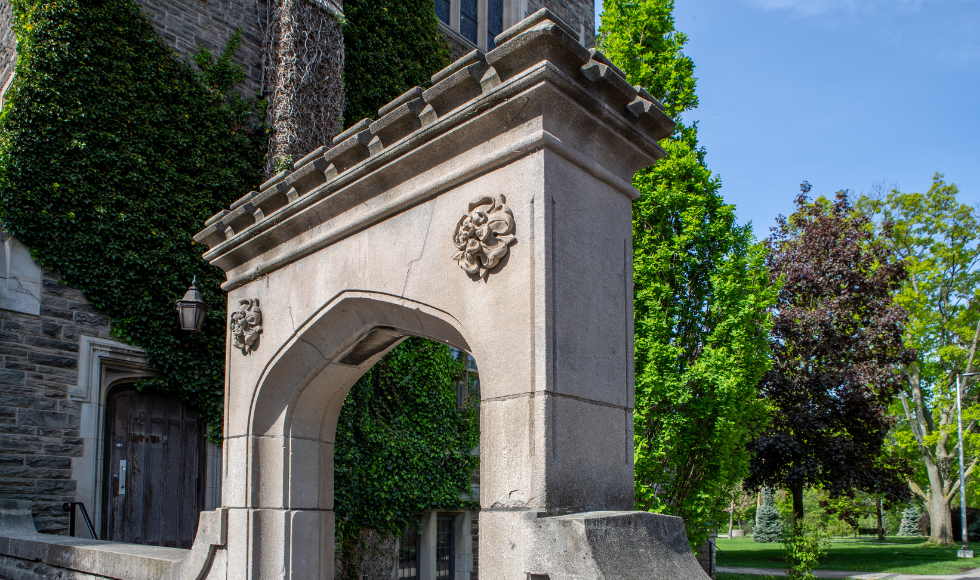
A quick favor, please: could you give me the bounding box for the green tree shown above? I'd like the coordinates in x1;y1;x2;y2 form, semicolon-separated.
859;175;980;545
0;0;266;436
334;339;479;580
746;189;913;520
899;504;923;536
600;0;776;549
754;487;783;543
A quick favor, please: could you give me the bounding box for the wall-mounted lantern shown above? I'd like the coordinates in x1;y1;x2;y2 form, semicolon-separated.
176;276;208;333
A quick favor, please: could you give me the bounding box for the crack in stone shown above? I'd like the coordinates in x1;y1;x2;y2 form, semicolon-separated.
400;203;436;298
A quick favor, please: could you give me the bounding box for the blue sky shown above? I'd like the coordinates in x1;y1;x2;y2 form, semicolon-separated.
596;0;980;236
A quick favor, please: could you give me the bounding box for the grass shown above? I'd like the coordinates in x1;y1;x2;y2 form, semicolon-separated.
715;535;980;575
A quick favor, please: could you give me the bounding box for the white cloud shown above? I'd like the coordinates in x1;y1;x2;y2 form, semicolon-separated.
744;0;940;17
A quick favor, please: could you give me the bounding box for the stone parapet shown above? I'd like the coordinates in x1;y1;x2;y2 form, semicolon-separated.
196;8;673;289
0;499;228;580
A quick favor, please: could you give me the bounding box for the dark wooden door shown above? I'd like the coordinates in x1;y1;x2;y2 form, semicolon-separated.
102;386;206;548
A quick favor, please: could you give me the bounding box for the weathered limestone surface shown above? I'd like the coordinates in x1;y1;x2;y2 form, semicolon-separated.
0;499;228;580
193;8;706;580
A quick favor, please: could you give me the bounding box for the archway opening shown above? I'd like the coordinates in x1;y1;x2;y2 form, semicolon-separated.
333;338;481;580
241;295;482;580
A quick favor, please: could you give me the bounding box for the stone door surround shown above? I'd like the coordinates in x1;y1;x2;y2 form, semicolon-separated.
194;8;710;580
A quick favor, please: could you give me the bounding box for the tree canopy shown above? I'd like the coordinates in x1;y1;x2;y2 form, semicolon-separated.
600;0;776;549
859;175;980;545
747;186;913;519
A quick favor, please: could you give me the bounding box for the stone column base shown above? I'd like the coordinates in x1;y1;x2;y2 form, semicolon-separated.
525;511;710;580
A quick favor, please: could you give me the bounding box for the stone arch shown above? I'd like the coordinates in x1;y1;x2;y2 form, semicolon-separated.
230;293;475;578
198;10;711;580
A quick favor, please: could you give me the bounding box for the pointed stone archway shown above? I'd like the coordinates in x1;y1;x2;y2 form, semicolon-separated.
195;10;710;579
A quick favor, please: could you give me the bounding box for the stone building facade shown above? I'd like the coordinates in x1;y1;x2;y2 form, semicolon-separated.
136;0;269;95
0;236;109;535
0;2;732;579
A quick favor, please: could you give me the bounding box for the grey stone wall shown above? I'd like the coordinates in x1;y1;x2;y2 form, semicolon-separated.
136;0;268;96
0;269;112;535
0;0;15;98
530;0;595;45
0;0;268;101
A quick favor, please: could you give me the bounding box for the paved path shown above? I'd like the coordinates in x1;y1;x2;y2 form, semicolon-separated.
717;566;980;579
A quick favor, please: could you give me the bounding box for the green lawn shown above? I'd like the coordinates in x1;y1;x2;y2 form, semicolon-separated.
715;535;980;575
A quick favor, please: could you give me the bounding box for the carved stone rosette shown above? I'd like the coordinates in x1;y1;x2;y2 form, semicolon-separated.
453;194;517;278
230;298;263;354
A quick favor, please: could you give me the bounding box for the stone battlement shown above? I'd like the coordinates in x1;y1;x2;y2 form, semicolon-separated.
195;8;673;289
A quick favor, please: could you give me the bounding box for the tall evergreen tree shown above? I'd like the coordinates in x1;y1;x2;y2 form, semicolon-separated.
899;504;923;536
754;487;783;543
600;0;776;548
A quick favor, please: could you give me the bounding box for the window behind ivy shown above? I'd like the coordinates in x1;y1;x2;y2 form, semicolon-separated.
397;520;420;579
451;349;479;410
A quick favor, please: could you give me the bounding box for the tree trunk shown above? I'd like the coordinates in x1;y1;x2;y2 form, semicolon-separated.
357;528;398;580
338;526;399;580
876;497;885;540
728;500;734;539
790;482;804;520
929;494;954;545
922;459;956;545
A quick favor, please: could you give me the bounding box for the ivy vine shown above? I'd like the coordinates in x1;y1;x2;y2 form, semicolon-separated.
335;338;479;579
0;0;267;439
341;0;451;125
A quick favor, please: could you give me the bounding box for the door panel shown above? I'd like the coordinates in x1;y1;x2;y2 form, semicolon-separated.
103;387;205;548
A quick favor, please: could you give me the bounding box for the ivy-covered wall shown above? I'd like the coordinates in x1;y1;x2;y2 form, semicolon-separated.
0;0;267;437
341;0;450;126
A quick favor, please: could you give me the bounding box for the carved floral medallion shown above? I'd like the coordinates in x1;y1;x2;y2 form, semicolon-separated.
453;194;517;278
230;298;263;354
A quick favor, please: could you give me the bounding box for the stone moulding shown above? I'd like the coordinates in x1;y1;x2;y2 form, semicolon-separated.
194;8;674;290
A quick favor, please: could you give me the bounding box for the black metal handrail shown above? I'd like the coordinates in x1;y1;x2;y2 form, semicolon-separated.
62;501;97;539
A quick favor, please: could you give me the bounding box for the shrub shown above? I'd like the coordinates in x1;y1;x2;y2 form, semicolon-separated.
754;487;783;543
783;518;826;580
969;516;980;543
951;507;980;543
